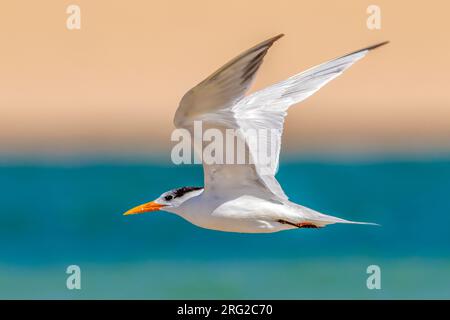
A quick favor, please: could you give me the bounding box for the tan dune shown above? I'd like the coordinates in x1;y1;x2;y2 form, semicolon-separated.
0;0;449;157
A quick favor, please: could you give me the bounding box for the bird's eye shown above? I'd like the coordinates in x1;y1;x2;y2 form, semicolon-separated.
164;195;173;201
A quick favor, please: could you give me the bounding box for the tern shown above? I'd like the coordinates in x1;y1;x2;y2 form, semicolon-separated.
124;34;387;233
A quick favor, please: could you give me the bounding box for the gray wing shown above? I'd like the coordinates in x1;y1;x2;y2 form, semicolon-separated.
174;37;387;203
174;34;284;128
234;41;389;176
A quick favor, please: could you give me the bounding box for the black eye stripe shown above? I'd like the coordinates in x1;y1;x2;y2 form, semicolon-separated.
164;195;173;201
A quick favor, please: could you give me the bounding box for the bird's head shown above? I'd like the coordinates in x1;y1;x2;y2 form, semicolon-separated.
123;186;204;215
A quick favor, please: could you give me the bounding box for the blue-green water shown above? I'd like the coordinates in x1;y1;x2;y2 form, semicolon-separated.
1;159;449;299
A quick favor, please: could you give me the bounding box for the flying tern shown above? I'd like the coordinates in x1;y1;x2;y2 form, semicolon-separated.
124;34;387;233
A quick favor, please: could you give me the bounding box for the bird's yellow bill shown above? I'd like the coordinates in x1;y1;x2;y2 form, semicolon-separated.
123;201;165;215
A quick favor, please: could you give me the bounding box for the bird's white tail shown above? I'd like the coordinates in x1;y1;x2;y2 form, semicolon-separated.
299;204;379;227
308;216;379;228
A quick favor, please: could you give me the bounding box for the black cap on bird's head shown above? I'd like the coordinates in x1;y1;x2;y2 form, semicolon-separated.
123;186;204;215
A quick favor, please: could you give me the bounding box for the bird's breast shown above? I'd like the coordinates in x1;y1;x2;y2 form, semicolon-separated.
173;194;295;233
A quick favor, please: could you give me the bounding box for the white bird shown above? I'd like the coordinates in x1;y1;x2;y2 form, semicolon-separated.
124;34;387;233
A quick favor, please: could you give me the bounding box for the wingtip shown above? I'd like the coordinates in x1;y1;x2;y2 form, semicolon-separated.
366;40;390;51
245;34;285;55
263;33;285;46
341;40;389;58
273;33;285;40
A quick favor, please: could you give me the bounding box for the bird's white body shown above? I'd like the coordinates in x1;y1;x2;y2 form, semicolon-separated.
169;193;292;233
167;189;368;233
125;34;386;232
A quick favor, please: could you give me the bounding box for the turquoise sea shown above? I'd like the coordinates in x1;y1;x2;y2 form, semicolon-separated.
1;158;449;299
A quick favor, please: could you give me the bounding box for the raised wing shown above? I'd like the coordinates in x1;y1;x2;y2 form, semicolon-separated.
174;34;284;128
173;37;387;202
234;41;389;176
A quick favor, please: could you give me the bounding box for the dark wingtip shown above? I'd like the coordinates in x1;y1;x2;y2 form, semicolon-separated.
341;40;389;58
365;40;390;51
272;33;285;41
258;33;285;49
270;34;285;45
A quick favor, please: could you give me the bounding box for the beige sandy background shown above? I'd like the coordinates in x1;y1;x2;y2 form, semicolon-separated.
1;0;449;158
